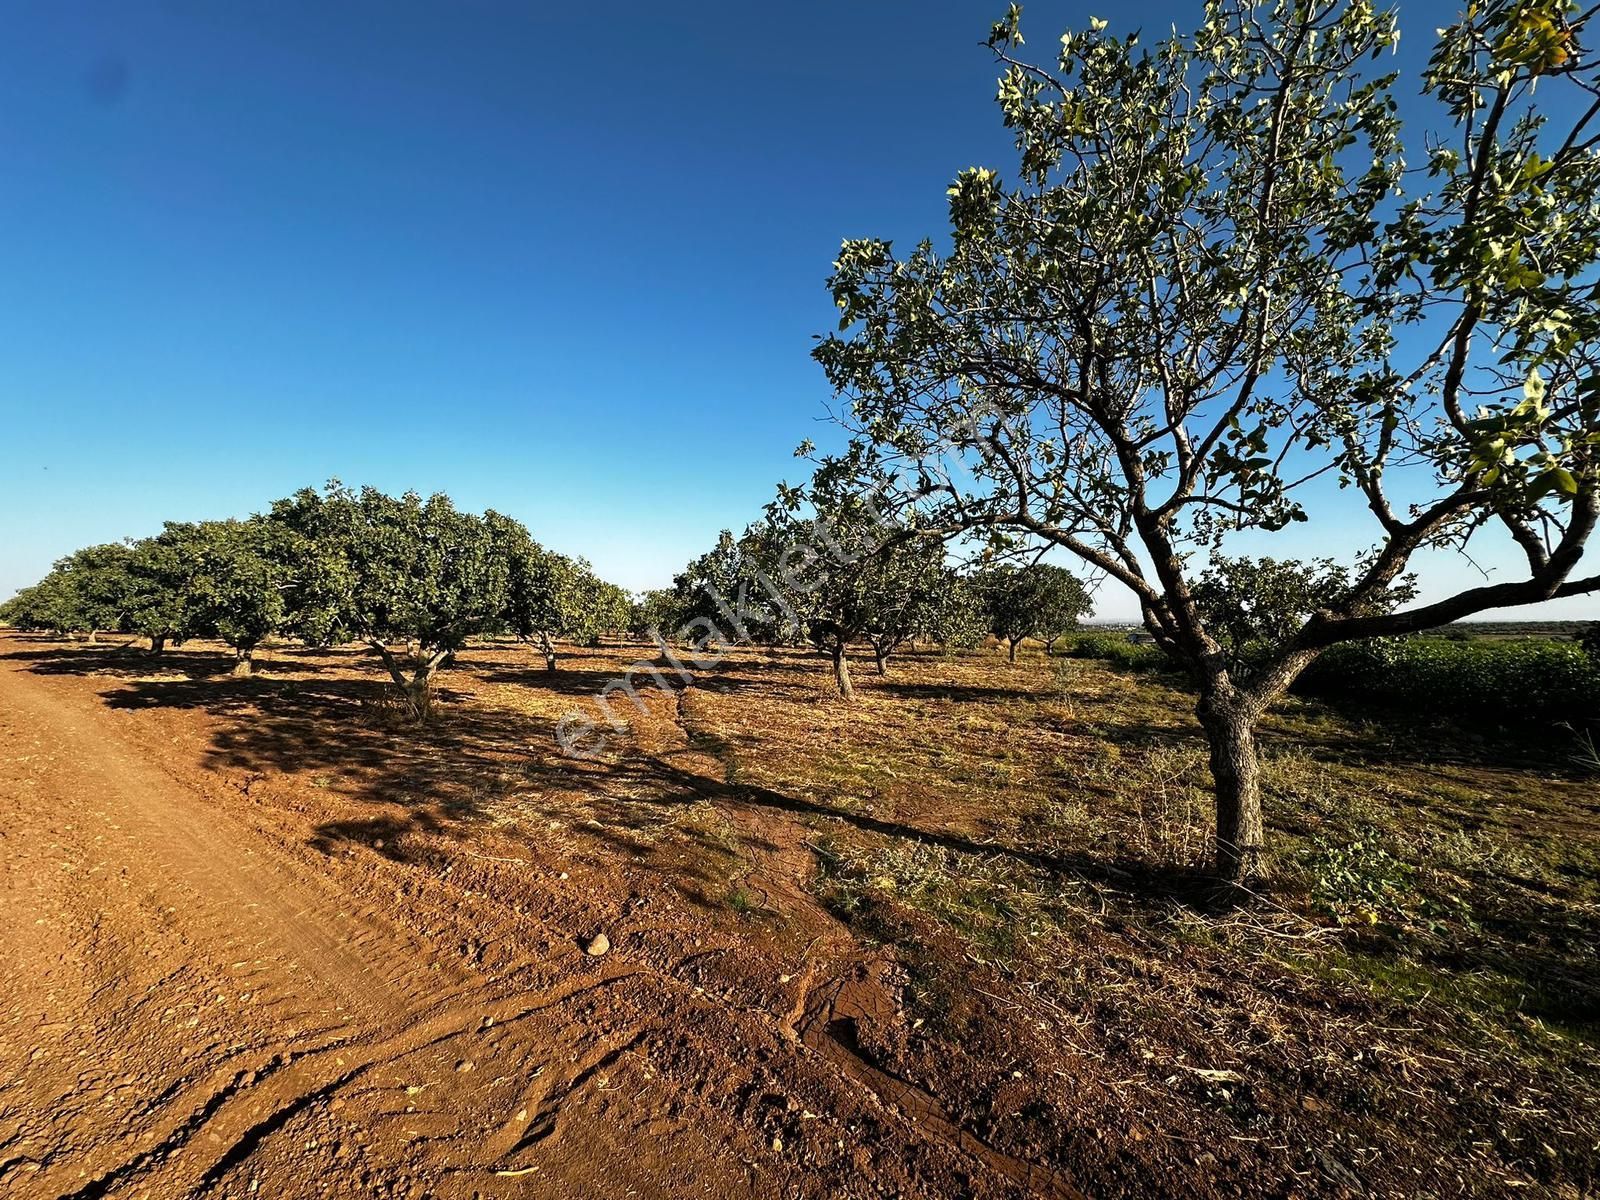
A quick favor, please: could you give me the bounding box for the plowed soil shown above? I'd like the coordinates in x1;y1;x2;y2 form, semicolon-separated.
2;633;1595;1200
0;637;1092;1200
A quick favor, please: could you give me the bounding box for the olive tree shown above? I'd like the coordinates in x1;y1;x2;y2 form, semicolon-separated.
814;0;1600;879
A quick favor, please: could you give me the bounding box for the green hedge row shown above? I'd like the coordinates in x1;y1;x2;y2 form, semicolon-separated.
1295;637;1600;727
1059;631;1171;671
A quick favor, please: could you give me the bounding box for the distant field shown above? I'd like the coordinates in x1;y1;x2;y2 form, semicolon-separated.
1435;620;1593;641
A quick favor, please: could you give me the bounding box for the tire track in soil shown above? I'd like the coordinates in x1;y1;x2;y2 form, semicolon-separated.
1;650;1082;1200
0;664;719;1200
665;682;1085;1200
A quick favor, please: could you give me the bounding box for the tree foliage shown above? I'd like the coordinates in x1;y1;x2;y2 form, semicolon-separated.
760;471;959;695
812;0;1600;878
977;563;1093;659
269;484;517;718
497;516;621;668
3;483;625;721
1191;556;1415;681
186;519;299;672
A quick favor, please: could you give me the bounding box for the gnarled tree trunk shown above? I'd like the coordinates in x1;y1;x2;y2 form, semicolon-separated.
1007;636;1021;662
539;630;558;672
149;634;166;655
231;647;255;676
372;642;448;723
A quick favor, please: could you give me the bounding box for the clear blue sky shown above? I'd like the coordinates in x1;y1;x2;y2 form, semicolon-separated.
0;1;1593;622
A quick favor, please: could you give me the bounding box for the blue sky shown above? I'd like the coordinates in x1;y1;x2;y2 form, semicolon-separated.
0;0;1594;622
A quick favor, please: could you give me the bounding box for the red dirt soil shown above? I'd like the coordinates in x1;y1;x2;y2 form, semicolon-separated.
0;641;1099;1200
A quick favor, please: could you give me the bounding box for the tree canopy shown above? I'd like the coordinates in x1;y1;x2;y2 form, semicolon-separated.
977;563;1093;660
3;483;627;722
811;0;1600;878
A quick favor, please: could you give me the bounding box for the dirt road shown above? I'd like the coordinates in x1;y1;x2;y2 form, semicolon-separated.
0;650;1077;1200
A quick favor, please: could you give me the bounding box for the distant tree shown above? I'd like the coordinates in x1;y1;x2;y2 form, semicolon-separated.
814;0;1600;879
630;588;686;640
124;523;208;654
497;519;591;670
504;538;630;666
670;529;789;648
979;564;1093;661
761;471;947;697
270;484;512;720
580;579;632;645
186;519;299;674
11;545;138;641
0;580;70;634
861;553;960;675
920;571;987;651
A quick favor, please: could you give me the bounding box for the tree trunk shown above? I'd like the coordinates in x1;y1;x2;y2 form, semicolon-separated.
1045;634;1061;656
231;647;255;676
406;668;435;722
539;630;558;672
874;646;889;676
831;644;855;701
1197;694;1266;883
150;634;166;655
372;642;444;723
1007;637;1020;662
86;630;99;646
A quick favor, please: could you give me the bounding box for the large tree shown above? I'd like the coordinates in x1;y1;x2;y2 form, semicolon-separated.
813;0;1600;879
186;519;298;674
270;484;514;720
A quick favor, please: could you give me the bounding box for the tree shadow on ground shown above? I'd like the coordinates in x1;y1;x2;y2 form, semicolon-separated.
78;657;1222;912
2;640;336;679
29;640;1598;1017
874;680;1049;704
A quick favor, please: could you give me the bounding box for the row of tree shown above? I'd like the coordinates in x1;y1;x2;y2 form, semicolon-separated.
639;472;1093;698
0;484;630;719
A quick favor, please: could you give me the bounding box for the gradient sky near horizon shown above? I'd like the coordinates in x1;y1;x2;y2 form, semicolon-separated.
1;0;1595;622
